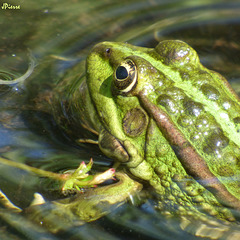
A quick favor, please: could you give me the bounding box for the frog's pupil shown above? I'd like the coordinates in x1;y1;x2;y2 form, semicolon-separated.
116;66;128;80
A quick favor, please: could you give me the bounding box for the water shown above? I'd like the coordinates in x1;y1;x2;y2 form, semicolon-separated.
0;0;240;239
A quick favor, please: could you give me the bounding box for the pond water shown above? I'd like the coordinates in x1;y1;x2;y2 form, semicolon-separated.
1;0;240;239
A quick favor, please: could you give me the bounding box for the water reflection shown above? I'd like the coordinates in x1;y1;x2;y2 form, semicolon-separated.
0;0;240;239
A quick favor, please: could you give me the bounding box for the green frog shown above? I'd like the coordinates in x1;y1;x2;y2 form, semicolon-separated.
51;39;240;225
1;39;237;237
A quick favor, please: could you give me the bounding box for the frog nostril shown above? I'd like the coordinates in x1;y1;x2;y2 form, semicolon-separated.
104;48;112;57
106;48;111;53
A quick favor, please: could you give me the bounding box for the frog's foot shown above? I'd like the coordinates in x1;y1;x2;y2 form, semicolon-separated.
25;171;142;233
60;158;116;195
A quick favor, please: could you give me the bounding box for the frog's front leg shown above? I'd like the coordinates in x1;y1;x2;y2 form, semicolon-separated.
0;157;142;233
23;172;142;233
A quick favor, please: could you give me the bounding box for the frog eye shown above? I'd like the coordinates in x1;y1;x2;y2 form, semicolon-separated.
114;59;137;93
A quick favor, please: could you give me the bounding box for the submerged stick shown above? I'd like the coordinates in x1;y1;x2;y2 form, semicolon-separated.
0;157;63;180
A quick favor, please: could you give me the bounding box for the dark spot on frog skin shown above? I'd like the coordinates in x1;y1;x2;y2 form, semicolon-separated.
233;116;240;133
192;71;214;86
203;128;229;155
195;115;210;129
200;84;220;101
182;97;203;117
233;117;240;124
177;114;193;128
166;87;185;101
156;41;190;66
157;94;178;114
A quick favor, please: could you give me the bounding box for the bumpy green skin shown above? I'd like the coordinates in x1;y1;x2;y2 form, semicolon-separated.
52;40;240;221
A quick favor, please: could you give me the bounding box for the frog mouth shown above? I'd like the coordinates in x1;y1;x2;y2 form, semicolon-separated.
138;91;240;211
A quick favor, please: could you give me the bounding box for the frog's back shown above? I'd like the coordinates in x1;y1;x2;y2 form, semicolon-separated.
151;40;240;200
